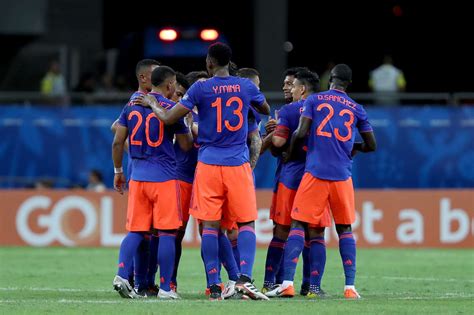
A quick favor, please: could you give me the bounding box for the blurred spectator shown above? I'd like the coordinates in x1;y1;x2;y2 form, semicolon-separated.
87;170;106;192
96;73;118;93
320;61;335;91
35;179;54;189
369;55;406;105
74;72;97;93
40;60;67;96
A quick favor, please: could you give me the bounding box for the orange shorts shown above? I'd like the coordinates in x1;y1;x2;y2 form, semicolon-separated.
292;173;355;225
126;179;182;231
271;182;331;227
189;162;257;223
221;200;239;230
178;180;193;226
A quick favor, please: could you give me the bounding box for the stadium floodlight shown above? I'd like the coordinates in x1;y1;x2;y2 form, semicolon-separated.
200;29;219;41
159;29;178;41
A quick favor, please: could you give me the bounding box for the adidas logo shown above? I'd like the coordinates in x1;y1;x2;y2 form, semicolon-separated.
266;266;273;271
344;259;353;266
118;262;125;268
292;257;299;264
160;276;165;283
240;260;247;266
311;270;319;276
293;207;299;213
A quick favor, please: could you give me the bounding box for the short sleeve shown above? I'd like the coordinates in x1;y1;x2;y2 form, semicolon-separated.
180;82;201;111
302;97;314;120
246;80;266;107
117;105;128;127
356;106;373;133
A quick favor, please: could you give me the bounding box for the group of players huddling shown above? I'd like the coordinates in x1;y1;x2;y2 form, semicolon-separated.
111;42;376;301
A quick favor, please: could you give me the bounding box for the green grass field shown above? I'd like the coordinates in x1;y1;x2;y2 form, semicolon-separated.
0;247;473;314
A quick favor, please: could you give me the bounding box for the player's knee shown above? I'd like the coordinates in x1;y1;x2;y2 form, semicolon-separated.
290;220;306;230
308;227;325;239
202;220;220;229
237;221;255;229
274;224;290;239
336;224;352;235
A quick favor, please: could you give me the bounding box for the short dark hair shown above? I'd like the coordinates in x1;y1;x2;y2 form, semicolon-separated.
295;70;320;93
284;67;309;77
175;72;190;90
237;68;260;79
208;42;232;67
135;59;160;76
330;64;352;83
151;66;175;86
186;71;209;85
90;169;103;182
229;61;238;76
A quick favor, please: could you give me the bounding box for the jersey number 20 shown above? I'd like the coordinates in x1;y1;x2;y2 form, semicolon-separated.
128;111;164;147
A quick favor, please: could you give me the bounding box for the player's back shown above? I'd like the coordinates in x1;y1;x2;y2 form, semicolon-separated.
174;112;199;184
303;89;371;181
118;92;184;182
277;99;307;189
181;75;265;166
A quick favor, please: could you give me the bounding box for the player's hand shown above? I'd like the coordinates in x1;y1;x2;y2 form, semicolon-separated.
184;112;194;128
114;173;126;194
132;95;154;108
265;119;277;134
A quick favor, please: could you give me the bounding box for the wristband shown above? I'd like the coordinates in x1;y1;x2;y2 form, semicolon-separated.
114;167;123;174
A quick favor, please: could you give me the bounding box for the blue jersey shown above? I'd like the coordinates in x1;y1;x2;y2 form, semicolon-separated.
180;76;266;166
118;92;188;182
174;111;199;184
302;89;373;181
275;99;307;190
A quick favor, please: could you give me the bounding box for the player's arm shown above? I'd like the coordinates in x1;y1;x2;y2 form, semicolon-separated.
112;125;128;194
252;100;270;115
352;131;377;156
284;116;312;162
248;129;262;169
111;119;129;152
134;95;190;125
260;131;274;154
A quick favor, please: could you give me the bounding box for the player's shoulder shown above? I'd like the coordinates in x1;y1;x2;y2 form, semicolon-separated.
151;92;176;110
126;91;146;106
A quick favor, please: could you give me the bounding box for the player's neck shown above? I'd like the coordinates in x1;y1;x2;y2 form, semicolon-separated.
138;86;149;93
213;68;230;77
330;84;346;93
150;87;168;98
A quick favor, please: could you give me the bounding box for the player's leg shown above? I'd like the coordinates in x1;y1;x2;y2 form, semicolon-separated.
329;177;360;299
227;229;240;271
263;183;292;292
113;180;152;299
133;233;150;295
189;162;225;300
301;235;311;296
146;231;159;294
307;226;327;298
266;173;329;298
152;180;182;299
224;163;268;300
171;180;193;291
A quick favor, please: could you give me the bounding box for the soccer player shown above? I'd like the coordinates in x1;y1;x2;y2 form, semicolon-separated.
134;42;270;300
112;65;193;299
267;64;376;299
110;59;160;294
261;67;313;294
263;70;331;298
